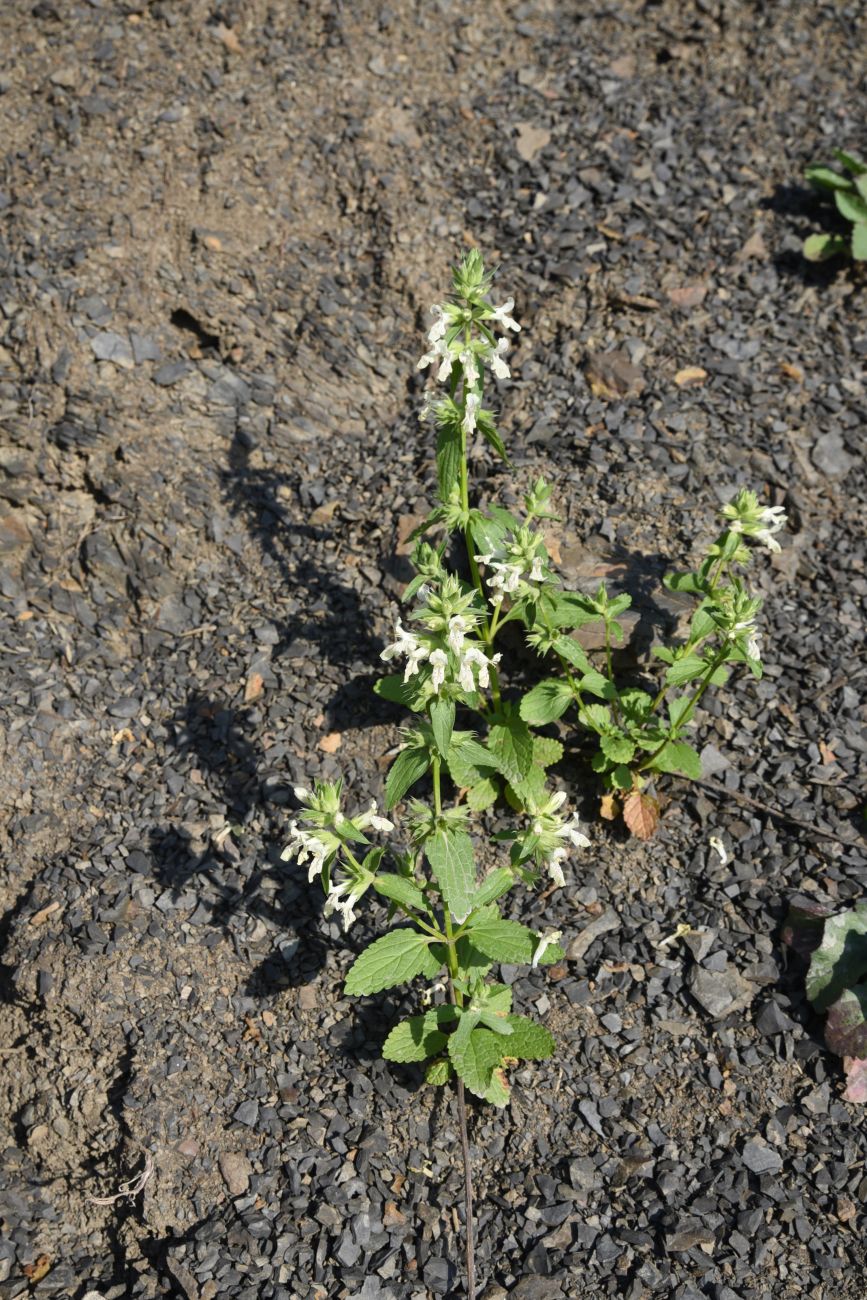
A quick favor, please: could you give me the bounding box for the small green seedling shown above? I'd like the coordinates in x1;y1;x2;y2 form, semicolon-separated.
803;148;867;262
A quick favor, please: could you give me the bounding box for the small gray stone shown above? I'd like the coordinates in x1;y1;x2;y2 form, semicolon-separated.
130;332;163;364
511;1275;564;1299
755;999;795;1036
566;908;620;961
153;361;191;386
811;432;854;479
233;1100;259;1127
742;1139;783;1174
91;331;134;368
688;964;754;1018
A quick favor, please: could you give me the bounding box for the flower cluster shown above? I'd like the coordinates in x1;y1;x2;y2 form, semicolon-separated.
721;490;788;554
282;783;393;931
515;790;591;888
713;581;764;664
381;573;500;696
475;526;552;608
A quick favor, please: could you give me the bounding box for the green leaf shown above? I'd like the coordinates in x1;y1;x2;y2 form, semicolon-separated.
607;593;632;617
665;656;707;686
385;746;430;809
501;1014;556;1061
648;741;702;780
548;593;601;630
447;1021;504;1099
471;505;520;557
426;828;476;919
663;570;706;595
805;903;867;1013
373;874;428;913
455;935;493;977
553;634;593;672
654;645;675;664
618;689;653;725
478;1008;514;1035
600;733;636;765
832;147;867;176
856;174;867;202
611;764;633;790
425;1058;454;1086
579;702;612;733
852;222;867;261
466;777;499;811
375;674;424;709
345;929;443;996
468;916;562;966
478;409;510;464
804;163;854;192
483;1066;511;1106
835;189;867;225
519;679;573;725
488;715;534;783
471;868;516;909
446;737;499;788
803;232;848;262
436;414;461;502
579;670;616;700
505;763;548;809
667;696;693;730
690;607;718;641
429;698;455;759
382;1006;460;1062
533;736;564;769
474;982;512;1014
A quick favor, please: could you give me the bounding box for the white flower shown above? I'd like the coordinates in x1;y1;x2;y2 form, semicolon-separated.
462;391;480;437
428;304;448;343
281;822;330;882
559;812;591;850
753;506;787;553
429;648;448;693
489;297;520;332
546;851;566;890
474;552;493;566
709;835;728;865
323;878;358;931
459;349;479;387
532;928;562;967
746;630;762;661
447;615;470;655
358;800;394;834
417;338;454;383
490;337;511;380
528;555;544;583
487;560;523;604
457;645;501;693
381;618;429;681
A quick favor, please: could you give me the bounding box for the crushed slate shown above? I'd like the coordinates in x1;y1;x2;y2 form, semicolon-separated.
0;1;866;1298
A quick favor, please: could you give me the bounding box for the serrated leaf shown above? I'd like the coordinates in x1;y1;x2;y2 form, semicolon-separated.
600;733;635;765
373;874;428;913
483;1066;511;1107
549;594;601;630
654;645;675;664
475;982;512;1014
466;776;500;811
488;715;534;783
375;674;424;709
447;738;499;788
618;689;653;725
611;764;632;791
533;736;563;769
425;1058;454;1086
663;571;705;595
382;1006;460;1062
447;1023;504;1098
436;414;461;502
505;763;548;808
471;505;520;557
519;679;573;725
478;1008;514;1035
385;746;430;809
468;916;561;966
580;703;612;732
579;670;617;700
648;740;702;780
803;232;848;262
825;986;867;1060
478;409;510;464
426;828;476;919
691;607;718;641
430;698;455;759
502;1014;556;1060
805;903;867;1012
345;929;443;996
622;791;659;841
471;868;516;909
455;935;492;977
667;696;693;730
553;634;593;672
665;656;707;686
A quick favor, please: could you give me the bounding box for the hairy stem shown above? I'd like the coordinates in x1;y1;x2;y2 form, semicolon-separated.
638;648;727;773
446;966;474;1299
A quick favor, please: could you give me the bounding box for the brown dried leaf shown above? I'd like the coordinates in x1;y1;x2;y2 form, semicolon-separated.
780;361;804;383
674;365;707;388
29;901;61;926
600;792;619;821
23;1257;51;1282
319;732;343;754
818;739;837;765
622;791;659;840
214;23;242;53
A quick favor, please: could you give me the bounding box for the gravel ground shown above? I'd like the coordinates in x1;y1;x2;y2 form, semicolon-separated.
1;2;866;1297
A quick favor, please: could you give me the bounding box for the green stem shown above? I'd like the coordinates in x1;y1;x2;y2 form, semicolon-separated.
647;551;732;718
638;649;727;773
432;755;442;817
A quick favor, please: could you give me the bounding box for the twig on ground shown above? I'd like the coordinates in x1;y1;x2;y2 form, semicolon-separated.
692;777;862;848
87;1150;154;1205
